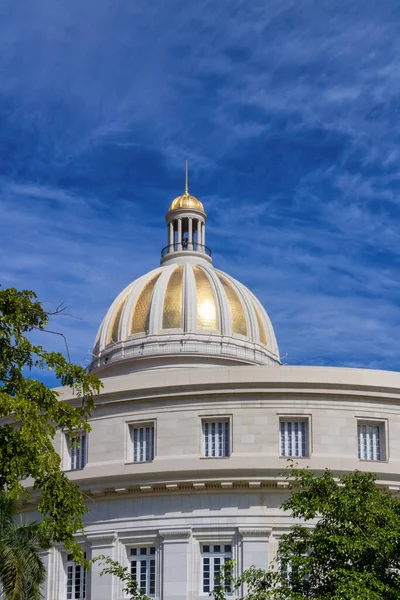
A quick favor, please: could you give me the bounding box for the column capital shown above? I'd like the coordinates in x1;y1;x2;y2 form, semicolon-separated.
238;527;272;541
86;532;118;549
159;528;192;542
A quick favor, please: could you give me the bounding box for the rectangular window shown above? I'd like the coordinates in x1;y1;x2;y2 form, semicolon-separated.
68;432;87;471
281;557;309;589
130;547;156;597
202;544;232;594
280;420;308;457
131;424;155;463
358;422;383;461
282;558;293;584
202;420;230;458
66;553;86;600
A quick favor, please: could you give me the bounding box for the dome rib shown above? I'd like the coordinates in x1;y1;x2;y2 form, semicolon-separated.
216;273;248;337
91;261;280;373
108;293;128;344
253;302;267;346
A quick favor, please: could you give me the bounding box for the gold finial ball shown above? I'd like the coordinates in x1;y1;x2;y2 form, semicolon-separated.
169;192;205;212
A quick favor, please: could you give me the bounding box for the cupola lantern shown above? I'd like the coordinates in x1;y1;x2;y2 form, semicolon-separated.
161;161;211;265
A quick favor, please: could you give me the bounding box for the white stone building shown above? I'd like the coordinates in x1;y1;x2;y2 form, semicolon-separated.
39;172;400;599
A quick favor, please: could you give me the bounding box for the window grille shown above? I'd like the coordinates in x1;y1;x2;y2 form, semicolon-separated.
280;420;308;457
202;544;232;594
203;420;230;458
69;432;87;470
358;423;382;461
132;425;155;462
130;547;156;597
66;553;86;600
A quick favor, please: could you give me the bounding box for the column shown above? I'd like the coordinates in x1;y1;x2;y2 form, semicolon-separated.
188;218;193;250
160;529;192;600
177;218;182;251
201;222;206;249
40;547;63;600
169;222;174;252
197;220;202;250
87;533;119;600
239;528;271;595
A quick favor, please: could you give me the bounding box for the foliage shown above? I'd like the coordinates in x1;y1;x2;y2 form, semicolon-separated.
92;555;151;600
0;288;101;561
0;490;52;600
210;468;400;599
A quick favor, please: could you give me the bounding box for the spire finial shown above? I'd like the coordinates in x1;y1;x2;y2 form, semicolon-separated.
185;159;189;194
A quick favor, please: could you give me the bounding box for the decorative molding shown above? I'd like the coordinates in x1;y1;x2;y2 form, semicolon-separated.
77;479;294;501
193;527;237;542
239;527;272;540
86;533;117;549
166;483;179;491
92;332;277;374
272;524;313;538
59;476;400;505
118;531;159;545
159;528;192;541
276;481;289;489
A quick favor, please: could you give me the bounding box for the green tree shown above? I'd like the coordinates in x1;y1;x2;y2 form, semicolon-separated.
211;468;400;599
0;288;101;561
0;490;52;600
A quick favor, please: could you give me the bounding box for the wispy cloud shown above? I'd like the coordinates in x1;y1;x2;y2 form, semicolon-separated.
1;0;400;371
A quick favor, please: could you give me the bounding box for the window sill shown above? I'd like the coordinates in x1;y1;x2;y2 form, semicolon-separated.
200;456;231;460
279;455;310;459
64;467;86;472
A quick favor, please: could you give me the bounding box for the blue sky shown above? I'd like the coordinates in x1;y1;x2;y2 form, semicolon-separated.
1;0;400;373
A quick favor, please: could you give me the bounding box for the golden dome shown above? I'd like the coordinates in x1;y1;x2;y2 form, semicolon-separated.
168;160;205;213
92;262;280;374
169;191;205;212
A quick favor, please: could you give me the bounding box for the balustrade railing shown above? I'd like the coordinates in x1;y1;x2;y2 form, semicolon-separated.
161;242;212;258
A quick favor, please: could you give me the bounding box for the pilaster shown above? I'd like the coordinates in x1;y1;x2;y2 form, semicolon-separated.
87;533;118;600
239;527;272;576
159;528;192;600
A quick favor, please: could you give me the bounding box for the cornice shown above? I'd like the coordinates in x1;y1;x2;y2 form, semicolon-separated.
19;474;400;513
58;364;400;408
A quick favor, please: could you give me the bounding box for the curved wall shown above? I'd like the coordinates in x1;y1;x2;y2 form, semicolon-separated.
33;365;400;600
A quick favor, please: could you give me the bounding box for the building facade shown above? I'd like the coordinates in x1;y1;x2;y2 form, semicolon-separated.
36;172;400;599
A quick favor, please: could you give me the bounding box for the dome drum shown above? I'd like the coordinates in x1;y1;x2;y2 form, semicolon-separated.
91;332;279;374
